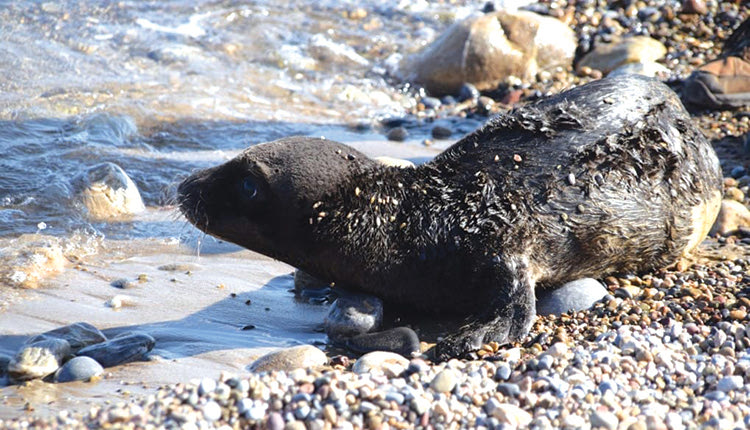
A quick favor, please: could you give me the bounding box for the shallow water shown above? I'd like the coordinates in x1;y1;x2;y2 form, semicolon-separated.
0;0;482;418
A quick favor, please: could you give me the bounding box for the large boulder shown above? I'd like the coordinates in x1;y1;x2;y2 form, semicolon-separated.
405;10;575;96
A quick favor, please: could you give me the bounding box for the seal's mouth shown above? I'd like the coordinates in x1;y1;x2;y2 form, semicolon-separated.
177;171;215;233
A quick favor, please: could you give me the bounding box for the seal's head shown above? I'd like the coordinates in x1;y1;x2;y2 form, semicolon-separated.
177;136;377;260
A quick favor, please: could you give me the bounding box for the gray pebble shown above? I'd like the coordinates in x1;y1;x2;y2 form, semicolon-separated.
497;382;521;397
431;126;452;139
344;327;420;357
458;83;480;101
385;391;405;404
324;293;383;339
430;369;457;393
387;127;408;142
716;375;743;392
77;332;155;368
537;278;608;316
110;278;137;289
421;97;441;109
54;356;103;383
495;363;511;380
293;403;310;420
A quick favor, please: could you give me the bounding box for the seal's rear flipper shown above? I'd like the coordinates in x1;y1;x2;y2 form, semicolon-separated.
434;255;536;361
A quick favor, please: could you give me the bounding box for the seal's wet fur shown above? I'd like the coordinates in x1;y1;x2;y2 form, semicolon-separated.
179;75;721;360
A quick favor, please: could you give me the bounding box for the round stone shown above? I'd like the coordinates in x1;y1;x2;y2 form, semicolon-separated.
9;338;72;381
202;400;222;421
343;327;420;357
387;127;408;142
249;345;327;373
55;356;104;383
430;369;457;393
537;278;608;315
352;351;409;377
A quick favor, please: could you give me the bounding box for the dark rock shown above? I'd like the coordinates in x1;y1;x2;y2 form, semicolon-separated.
77;332;155;368
537;278;608;316
55;356;104;383
28;322;107;354
457;83;480;102
497;382;521;397
440;95;456;105
110;278;137;289
387;127;408;142
8;338;72;381
324;293;383;338
343;327;420;357
431;126;453;139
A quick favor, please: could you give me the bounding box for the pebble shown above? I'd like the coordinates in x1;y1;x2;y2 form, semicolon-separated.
710;199;750;235
55;356;104;383
537;278;608;315
457;83;479;102
202;400;221;421
27;322;107;353
324;293;383;338
249;345;327;373
484;399;532;427
343;327;420;356
430;369;457;393
8;338;72;381
351;351;409;377
591;410;619;430
386;127;408;141
495;362;511;380
110;278;137;289
77;332;155;368
716;375;743;392
431;125;452;139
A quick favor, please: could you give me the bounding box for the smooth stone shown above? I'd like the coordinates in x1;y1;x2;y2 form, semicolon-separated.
577;36;667;75
484;399;532;427
457;83;479;101
430;369;457;393
710;199;750;236
495;363;512;380
202;400;222;421
405;10;574;95
8;338;72;381
55;356;104;382
344;327;420;357
590;410;619;430
77;332;155;368
431;126;453;139
420;97;441;109
608;61;670;78
28;322;107;354
71;162;145;220
536;278;608;316
386;127;408;142
497;382;521;397
110;278;137;289
352;351;409;377
267;412;285;430
249;345;327;373
324;293;383;339
716;375;743;392
374;156;415;169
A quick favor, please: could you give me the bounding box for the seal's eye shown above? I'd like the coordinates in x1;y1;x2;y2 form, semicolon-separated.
242;176;258;199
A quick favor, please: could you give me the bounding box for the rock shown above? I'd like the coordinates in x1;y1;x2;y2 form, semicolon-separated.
716;375;743;392
591;410;619;430
0;353;11;376
343;327;420;357
27;322;107;354
484;399;532;427
608;61;670;78
373;156;415;169
110;278;137;289
537;278;608;316
576;36;667;75
725;187;745;202
77;332;155;368
420;97;441;110
55;356;104;383
457;83;480;101
681;0;707;15
8;338;72;381
529;12;577;71
71;162;145;220
497;382;521;397
352;351;409;377
202;400;222;421
324;293;383;338
293;269;330;293
710;199;750;236
430;369;457;393
249;345;327;373
386;127;408;142
406;11;539;95
431;126;453;139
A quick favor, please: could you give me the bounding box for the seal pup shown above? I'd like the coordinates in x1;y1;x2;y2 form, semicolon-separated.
178;75;722;360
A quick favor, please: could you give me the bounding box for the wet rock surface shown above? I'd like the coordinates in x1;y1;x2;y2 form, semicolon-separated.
77;332;155;368
8;338;72;381
27;322;107;354
71;162;145;220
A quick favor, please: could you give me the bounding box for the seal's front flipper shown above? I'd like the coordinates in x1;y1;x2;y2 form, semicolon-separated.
434;256;536;361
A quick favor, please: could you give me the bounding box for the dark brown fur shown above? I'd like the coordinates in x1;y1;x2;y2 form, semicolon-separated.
178;75;721;359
